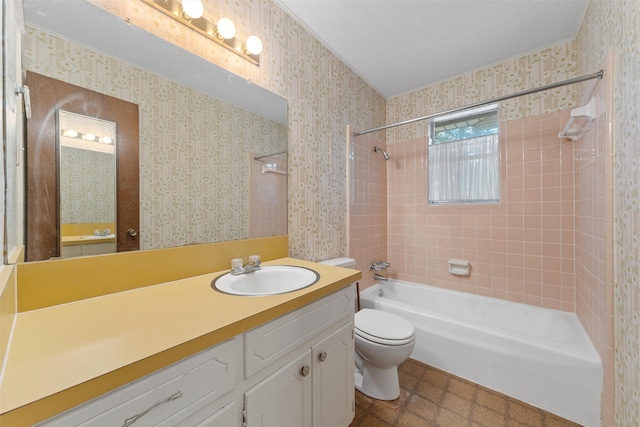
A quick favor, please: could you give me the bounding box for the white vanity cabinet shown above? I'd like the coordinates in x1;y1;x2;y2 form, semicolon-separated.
61;241;116;258
312;322;355;427
37;338;240;427
242;323;354;427
242;284;355;427
37;284;356;427
244;349;313;427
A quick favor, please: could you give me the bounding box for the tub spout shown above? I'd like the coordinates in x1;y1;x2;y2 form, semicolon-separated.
374;273;388;281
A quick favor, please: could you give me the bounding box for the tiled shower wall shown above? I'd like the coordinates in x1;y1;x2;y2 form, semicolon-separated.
575;2;639;425
386;110;576;311
249;153;288;238
347;127;387;288
573;52;615;426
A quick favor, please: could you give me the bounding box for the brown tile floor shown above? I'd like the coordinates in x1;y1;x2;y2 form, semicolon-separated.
350;358;583;427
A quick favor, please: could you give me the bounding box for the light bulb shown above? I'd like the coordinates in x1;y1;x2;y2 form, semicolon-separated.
100;136;113;144
245;35;262;55
62;129;78;138
82;133;96;141
182;0;203;19
217;17;236;39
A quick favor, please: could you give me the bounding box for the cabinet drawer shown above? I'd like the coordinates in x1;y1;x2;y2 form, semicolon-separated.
167;400;237;427
38;338;238;427
244;285;354;378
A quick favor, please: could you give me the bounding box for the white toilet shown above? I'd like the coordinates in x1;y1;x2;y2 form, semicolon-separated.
319;258;416;400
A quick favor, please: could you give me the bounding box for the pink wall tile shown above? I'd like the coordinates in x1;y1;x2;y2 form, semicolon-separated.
348;128;388;289
249;153;287;238
573;54;615;425
385;111;577;310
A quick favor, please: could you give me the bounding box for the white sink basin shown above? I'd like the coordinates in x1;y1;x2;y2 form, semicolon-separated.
212;265;319;296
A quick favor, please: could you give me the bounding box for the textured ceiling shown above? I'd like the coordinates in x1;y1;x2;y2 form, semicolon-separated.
275;0;589;98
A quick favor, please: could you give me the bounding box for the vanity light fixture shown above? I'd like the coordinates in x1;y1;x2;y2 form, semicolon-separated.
62;129;79;138
61;129;114;144
141;0;262;66
245;35;263;55
181;0;203;19
82;133;96;142
216;17;236;40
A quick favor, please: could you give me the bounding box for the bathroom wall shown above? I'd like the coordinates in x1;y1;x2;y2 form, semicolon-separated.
347;127;387;288
386;110;576;310
383;41;579;309
85;0;386;260
572;53;615;425
249;153;288;238
60;148;115;224
23;29;287;249
575;1;640;424
386;42;578;143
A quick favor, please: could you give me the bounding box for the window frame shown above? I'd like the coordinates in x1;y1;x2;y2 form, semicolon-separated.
427;104;500;205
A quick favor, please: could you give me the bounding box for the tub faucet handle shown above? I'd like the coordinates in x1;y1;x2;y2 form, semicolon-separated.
370;261;391;271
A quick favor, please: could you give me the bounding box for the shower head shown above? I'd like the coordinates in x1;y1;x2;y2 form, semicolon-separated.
374;146;390;160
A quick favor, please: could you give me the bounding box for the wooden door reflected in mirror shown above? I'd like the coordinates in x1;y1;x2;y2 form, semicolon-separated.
26;72;139;261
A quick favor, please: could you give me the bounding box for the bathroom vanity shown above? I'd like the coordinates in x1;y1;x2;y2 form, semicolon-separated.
0;248;360;427
38;284;356;427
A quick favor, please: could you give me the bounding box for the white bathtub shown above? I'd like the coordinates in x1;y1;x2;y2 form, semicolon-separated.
359;280;602;427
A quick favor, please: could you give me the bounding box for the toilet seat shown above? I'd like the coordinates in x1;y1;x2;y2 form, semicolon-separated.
355;309;415;346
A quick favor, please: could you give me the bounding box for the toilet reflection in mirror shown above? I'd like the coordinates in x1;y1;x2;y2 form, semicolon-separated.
58;110;117;258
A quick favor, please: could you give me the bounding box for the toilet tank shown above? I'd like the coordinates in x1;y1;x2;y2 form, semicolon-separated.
319;257;356;269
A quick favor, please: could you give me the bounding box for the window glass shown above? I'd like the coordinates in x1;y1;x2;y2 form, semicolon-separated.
428;105;500;204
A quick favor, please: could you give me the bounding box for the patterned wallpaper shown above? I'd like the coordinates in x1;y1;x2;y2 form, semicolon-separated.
575;2;640;426
386;42;579;142
60;147;115;224
23;27;287;250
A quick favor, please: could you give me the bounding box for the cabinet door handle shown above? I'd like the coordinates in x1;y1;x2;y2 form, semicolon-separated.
319;351;327;362
122;391;182;426
300;365;310;377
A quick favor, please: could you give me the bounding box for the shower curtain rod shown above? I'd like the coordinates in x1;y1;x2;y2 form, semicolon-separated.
354;69;604;136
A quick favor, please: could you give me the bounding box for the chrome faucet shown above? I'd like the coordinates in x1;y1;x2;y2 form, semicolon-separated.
370;261;391;271
230;256;261;275
374;274;388;281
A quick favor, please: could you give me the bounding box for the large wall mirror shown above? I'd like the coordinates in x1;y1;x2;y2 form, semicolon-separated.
59;110;118;258
13;0;288;262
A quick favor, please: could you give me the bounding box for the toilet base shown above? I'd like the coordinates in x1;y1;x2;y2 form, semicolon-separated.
355;363;401;401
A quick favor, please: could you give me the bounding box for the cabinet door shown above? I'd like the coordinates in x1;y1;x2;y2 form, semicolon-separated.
244;351;312;427
312;322;355;427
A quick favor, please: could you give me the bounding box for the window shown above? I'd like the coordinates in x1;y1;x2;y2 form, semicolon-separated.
428;104;500;204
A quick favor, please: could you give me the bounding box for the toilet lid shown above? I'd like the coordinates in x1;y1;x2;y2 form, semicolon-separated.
355;309;415;344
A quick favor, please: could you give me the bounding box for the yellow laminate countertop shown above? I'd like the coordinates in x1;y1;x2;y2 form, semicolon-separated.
0;258;360;425
60;235;116;246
